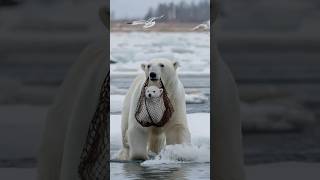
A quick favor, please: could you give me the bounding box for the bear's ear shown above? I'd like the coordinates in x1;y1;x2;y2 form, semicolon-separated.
159;88;163;94
141;63;146;71
173;61;180;70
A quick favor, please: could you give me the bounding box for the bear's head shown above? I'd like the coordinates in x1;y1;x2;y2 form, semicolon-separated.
141;58;179;85
145;86;163;99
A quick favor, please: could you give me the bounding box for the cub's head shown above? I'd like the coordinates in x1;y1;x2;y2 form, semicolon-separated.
145;86;163;99
141;58;179;83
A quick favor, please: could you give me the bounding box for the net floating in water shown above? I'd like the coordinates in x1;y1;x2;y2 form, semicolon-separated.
135;78;174;127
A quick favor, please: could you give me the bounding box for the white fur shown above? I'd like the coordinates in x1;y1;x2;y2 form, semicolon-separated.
145;86;163;98
142;86;165;124
116;58;191;160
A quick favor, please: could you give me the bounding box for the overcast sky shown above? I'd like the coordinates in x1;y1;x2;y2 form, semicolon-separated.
111;0;205;19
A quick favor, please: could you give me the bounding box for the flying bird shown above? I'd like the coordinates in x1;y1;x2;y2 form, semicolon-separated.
192;20;210;31
127;15;165;29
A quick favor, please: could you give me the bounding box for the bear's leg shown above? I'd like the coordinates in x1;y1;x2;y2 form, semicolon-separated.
148;130;166;153
165;124;191;145
128;127;149;160
116;147;129;160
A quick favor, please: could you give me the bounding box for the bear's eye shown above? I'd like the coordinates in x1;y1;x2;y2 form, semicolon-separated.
159;63;164;67
147;64;151;68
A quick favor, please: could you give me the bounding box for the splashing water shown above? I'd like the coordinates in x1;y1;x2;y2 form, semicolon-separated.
141;144;210;166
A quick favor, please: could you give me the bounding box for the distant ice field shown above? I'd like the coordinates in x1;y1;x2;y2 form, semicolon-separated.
110;32;210;75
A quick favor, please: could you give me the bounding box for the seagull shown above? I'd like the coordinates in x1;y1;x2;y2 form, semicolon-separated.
192;20;210;31
127;15;165;29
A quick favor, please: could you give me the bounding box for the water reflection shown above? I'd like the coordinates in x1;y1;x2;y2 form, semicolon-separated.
111;162;210;180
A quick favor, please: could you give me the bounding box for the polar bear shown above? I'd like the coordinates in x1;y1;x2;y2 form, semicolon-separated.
145;86;163;98
141;86;165;124
116;58;191;160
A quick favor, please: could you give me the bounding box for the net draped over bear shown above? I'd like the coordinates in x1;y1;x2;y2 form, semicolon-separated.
135;78;174;127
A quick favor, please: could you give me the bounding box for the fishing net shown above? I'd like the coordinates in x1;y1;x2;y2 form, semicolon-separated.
135;78;174;127
78;72;109;180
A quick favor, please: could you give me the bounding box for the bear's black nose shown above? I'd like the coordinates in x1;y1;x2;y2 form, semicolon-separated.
148;94;151;97
150;72;156;78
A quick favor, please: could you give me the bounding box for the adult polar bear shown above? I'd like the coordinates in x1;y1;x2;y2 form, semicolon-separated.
117;58;191;160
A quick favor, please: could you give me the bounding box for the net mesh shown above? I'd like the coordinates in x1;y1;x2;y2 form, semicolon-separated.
78;72;109;180
135;78;174;127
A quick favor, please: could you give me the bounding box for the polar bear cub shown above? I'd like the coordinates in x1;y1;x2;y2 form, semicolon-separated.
145;86;163;98
142;85;165;123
